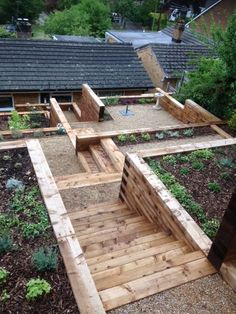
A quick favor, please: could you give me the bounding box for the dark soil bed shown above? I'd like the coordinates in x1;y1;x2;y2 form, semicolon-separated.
148;146;236;238
104;97;155;106
0;113;49;131
113;126;216;146
220;124;236;137
0;148;78;313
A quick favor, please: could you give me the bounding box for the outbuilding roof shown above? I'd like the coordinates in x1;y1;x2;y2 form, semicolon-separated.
0;39;153;92
149;43;215;78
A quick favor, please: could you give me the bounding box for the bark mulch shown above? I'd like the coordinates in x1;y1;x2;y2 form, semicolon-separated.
0;148;79;314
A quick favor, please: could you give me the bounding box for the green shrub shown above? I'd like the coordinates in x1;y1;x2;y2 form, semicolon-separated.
176;154;190;163
220;172;231;180
104;97;119;106
192;161;205;171
8;111;30;130
162;155;176;165
141;133;151;141
218;157;234;168
32;247;58;272
183;128;194;137
190;149;214;160
208;182;221;192
228;110;236;130
155;132;165;140
0;234;14;254
202;219;220;239
26;278;51;301
179;167;190;176
0;267;9;285
117;134;128;143
129;134;137;142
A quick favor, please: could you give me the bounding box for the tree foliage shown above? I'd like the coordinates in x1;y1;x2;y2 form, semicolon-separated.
44;0;111;37
0;26;16;38
0;0;43;23
58;0;79;10
177;10;236;119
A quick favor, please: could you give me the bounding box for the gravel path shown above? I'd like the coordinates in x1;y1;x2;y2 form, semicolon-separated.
109;274;236;314
71;106;182;132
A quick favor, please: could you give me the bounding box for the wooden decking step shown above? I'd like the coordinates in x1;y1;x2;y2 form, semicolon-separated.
78;150;99;173
89;144;116;173
100;138;125;172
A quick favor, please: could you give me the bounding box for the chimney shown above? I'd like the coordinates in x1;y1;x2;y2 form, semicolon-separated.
172;18;185;43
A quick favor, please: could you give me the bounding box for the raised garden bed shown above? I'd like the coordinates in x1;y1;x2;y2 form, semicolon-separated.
0;148;78;313
103;97;155;106
147;146;236;240
113;126;217;146
0;113;49;131
220;124;236;137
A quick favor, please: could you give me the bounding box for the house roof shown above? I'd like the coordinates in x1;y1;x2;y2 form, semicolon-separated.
150;43;215;78
53;35;101;43
0;40;153;92
106;26;210;48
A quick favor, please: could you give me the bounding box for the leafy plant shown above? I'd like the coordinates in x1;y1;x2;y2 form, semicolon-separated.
14;162;22;169
208;182;221;192
176;154;190;163
162;155;176;165
117;134;128;143
183;128;194;137
202;219;220;239
0;234;14;254
220;172;231;180
155;132;165;140
192;161;205;171
26;278;52;301
0;214;20;235
0;267;9;285
0;289;10;302
32;247;58;272
6;178;24;190
167;130;180;138
179;167;190;176
218;157;234;168
104;96;119;106
228;110;236;130
141;133;151;141
129;134;137;142
190;149;214;160
2;154;11;161
8;111;30;130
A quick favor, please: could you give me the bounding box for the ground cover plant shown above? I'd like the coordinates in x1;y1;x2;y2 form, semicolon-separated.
0;148;78;313
113;126;216;146
147;146;236;239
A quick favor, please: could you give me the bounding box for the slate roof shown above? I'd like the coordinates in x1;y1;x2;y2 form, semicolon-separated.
53;35;101;43
0;40;153;92
150;43;215;78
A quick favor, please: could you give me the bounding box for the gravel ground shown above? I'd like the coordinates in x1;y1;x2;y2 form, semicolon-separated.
118;134;222;155
71;106;182;132
64;110;79;122
60;182;121;211
109;274;236;314
39;136;84;177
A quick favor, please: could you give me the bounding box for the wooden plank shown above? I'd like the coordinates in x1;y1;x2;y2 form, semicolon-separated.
0;127;58;137
77;151;92;173
72;102;81;120
94;249;202;291
0;110;47;116
55;171;122;190
220;261;236;292
0;139;26;150
100;138;125;172
99;257;216;310
138;138;236;158
211;125;232;139
26;139;105;314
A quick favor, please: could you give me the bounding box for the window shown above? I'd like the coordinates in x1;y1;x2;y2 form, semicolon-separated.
51;93;72;103
0;96;13;111
40;93;50;104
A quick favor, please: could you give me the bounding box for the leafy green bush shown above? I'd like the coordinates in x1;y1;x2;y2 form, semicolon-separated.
183;128;194;137
202;219;220;239
218;157;234;168
166;130;180;138
141;133;151;141
117;134;128;143
190;149;214;160
32;247;58;272
0;26;15;38
176;154;190;163
220;172;231;180
162;155;176;165
0;267;9;285
26;278;52;301
208;182;221;192
0;234;14;254
179;167;190;176
8;111;30;130
228;110;236;130
129;134;137;142
192;161;205;171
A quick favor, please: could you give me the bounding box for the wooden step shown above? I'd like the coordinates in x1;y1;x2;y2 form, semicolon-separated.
84;232;169;259
78;151;99;173
83;229;163;258
74;215;146;236
89;240;185;274
89;144;116;173
87;234;176;266
99;257;216;310
94;246;193;290
100;138;125;172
